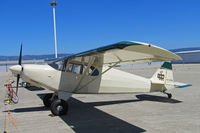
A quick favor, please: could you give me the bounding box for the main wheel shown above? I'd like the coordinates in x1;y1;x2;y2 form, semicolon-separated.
43;93;55;107
50;99;68;116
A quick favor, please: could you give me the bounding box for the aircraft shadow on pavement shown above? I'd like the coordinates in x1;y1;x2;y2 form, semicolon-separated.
59;94;181;133
60;98;145;133
8;106;49;113
136;94;182;103
24;86;45;91
41;93;146;133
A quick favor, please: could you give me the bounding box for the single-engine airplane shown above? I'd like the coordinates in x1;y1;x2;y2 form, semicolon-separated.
10;41;189;116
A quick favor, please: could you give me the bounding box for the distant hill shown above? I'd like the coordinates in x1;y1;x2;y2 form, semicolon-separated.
170;47;200;53
170;47;200;64
0;53;71;61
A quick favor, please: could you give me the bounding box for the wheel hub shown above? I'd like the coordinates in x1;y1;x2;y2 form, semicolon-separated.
57;105;63;111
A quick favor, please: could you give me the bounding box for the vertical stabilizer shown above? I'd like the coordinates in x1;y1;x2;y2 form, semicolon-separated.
150;62;174;92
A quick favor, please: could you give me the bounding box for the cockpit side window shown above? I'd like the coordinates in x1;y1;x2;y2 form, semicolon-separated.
66;63;73;72
72;64;83;74
66;63;83;74
57;60;99;76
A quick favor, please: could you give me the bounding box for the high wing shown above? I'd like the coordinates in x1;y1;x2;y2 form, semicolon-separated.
54;41;182;65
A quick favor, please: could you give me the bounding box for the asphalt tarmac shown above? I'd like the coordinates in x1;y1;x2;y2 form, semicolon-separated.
0;64;199;133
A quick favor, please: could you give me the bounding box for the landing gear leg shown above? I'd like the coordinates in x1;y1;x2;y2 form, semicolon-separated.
50;99;68;116
163;91;172;99
43;93;58;107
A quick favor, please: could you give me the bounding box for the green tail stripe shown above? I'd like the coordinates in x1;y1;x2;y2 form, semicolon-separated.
161;62;172;70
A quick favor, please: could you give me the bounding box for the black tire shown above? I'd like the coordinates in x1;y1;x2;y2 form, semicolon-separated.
43;93;53;107
50;99;68;116
167;93;172;99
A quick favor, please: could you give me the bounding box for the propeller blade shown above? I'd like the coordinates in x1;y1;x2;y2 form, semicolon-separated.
16;74;20;95
18;44;22;65
16;44;22;96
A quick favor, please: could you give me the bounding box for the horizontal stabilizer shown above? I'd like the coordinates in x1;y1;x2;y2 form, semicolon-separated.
174;82;192;88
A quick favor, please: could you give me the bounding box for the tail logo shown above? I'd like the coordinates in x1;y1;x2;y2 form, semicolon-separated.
157;71;165;81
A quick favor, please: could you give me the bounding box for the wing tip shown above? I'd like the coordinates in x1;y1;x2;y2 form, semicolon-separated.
172;53;182;61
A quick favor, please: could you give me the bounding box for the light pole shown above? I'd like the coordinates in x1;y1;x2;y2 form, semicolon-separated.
50;1;58;58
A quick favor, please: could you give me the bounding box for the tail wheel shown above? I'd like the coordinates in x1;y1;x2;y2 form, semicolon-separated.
50;99;68;116
163;91;172;99
167;93;172;99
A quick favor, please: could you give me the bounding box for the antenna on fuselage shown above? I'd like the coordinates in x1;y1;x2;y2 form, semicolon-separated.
50;1;58;58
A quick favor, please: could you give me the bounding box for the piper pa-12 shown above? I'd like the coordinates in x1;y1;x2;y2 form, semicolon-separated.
10;41;189;116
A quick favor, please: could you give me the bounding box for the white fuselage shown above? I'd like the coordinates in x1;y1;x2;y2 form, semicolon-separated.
19;64;152;94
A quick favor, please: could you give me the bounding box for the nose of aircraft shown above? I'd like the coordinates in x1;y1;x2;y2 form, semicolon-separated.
10;65;22;75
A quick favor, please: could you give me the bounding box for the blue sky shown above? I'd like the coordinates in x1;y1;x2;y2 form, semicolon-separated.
0;0;200;55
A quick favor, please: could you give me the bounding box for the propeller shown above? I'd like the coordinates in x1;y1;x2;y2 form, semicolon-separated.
16;44;22;95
